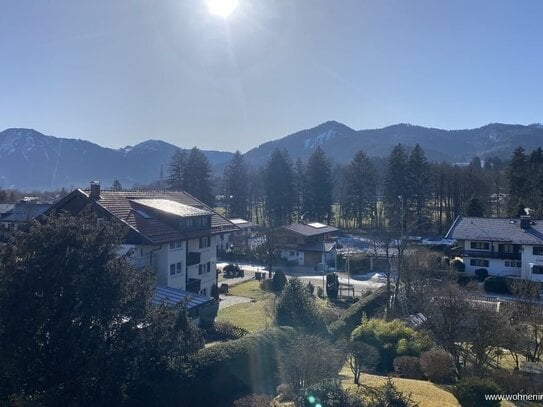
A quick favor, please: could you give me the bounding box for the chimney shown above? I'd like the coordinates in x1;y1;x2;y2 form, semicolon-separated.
520;215;532;230
90;181;101;199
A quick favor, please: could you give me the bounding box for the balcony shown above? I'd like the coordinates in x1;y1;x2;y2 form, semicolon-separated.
464;250;521;261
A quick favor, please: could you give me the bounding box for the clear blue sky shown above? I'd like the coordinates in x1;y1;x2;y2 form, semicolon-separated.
1;0;542;152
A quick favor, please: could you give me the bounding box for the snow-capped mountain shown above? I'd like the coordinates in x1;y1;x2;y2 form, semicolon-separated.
242;121;543;166
0;129;234;190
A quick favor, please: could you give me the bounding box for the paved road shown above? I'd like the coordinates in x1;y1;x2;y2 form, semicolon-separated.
217;261;386;298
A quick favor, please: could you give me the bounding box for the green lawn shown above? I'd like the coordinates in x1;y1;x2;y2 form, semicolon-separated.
216;280;275;332
340;365;460;407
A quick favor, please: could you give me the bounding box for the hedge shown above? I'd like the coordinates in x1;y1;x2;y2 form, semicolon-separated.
329;287;387;339
183;326;296;406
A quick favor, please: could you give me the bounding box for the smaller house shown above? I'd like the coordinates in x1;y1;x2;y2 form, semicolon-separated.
446;215;543;281
277;222;338;267
218;218;258;251
0;201;51;241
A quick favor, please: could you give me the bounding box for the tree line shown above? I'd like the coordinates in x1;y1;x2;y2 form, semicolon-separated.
159;142;541;234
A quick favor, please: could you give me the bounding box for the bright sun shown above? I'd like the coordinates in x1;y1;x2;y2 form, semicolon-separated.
207;0;239;18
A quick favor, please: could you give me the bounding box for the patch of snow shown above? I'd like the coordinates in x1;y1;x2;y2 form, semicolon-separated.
303;128;337;150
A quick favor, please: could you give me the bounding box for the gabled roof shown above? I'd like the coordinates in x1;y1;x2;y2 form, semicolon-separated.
281;222;338;237
228;218;256;229
0;204;14;215
446;216;543;245
0;203;51;222
50;189;238;244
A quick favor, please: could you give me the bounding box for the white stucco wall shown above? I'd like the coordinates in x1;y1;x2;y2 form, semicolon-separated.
521;245;543;282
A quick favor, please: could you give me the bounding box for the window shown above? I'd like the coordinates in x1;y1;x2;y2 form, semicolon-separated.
498;244;515;254
533;266;543;275
470;259;489;267
169;240;182;250
470;241;490;250
289;251;295;256
198;264;204;275
207;262;211;273
533;246;543;256
170;262;182;276
199;237;210;248
505;261;522;268
200;288;207;296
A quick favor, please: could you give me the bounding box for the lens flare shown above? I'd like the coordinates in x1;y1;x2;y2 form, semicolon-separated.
207;0;239;18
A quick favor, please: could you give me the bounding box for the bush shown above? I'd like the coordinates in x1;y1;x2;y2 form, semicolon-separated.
317;286;324;298
275;278;328;335
329;287;387;340
393;356;423;379
351;318;433;373
457;272;477;286
279;334;346;392
233;394;273;407
484;276;511;294
419;349;456;384
272;269;287;292
450;259;465;272
366;377;416;407
187;327;296;406
295;380;362;407
475;268;489;282
455;377;502;407
491;368;543;394
306;281;315;296
206;321;249;341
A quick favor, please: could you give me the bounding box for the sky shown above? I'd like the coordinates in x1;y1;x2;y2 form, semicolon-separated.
1;0;543;152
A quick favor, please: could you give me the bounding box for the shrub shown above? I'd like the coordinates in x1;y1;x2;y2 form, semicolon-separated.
275;278;328;335
393;356;423;379
206;321;249;341
484;276;511;294
366;377;416;407
329;287;387;340
272;269;287;292
475;268;489;282
419;349;456;384
306;281;315;296
450;259;465;272
455;377;501;407
186;327;296;406
492;369;543;394
279;334;346;392
457;272;477;286
233;394;273;407
295;380;362;407
317;286;324;298
351;318;433;373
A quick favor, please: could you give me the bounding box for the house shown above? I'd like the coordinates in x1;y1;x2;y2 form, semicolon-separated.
277;222;338;267
0;201;51;241
446;215;543;281
48;182;239;324
217;218;258;251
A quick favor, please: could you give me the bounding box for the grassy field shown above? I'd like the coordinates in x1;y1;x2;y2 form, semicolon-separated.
216;280;275;332
340;365;460;407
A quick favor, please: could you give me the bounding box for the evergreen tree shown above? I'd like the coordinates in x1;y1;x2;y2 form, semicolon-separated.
166;149;186;191
465;197;485;217
294;158;306;221
223;151;249;219
507;147;529;216
0;212;203;405
303;147;333;223
183;147;214;206
264;148;295;227
406;144;431;232
384;144;409;234
111;179;123;191
343;150;377;228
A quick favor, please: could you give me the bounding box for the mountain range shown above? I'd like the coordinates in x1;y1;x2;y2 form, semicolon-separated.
2;121;543;190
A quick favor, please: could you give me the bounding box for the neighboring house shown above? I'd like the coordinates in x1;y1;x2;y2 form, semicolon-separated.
217;218;258;251
0;202;51;241
48;182;239;325
277;222;338;267
446;215;543;281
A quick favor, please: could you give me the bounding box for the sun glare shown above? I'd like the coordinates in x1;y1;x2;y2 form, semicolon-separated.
207;0;239;18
